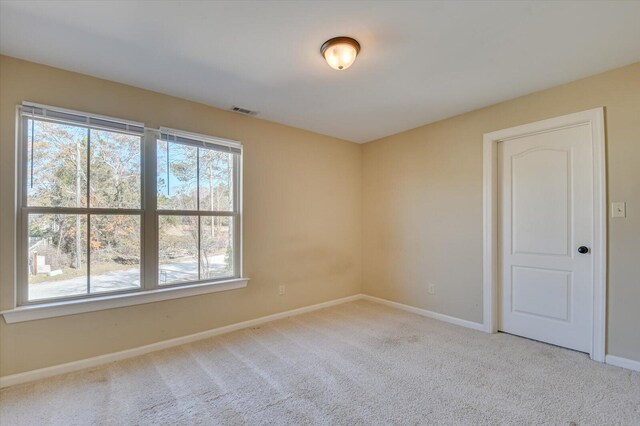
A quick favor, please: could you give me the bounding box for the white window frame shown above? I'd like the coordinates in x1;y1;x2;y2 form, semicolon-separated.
2;103;247;324
153;127;244;289
16;103;147;306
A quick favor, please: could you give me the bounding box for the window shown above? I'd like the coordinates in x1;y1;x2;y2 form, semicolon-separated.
156;129;241;286
17;104;243;306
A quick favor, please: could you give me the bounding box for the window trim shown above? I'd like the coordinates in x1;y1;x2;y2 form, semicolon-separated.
155;127;243;287
1;278;249;324
17;108;147;305
8;103;246;314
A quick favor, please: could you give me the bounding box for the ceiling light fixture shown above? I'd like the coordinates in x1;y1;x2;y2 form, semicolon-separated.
320;36;360;71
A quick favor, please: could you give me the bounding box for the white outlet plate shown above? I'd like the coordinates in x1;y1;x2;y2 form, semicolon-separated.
427;283;436;295
611;202;626;218
278;285;285;295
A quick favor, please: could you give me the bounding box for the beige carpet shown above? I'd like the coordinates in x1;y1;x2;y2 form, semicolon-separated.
1;300;639;425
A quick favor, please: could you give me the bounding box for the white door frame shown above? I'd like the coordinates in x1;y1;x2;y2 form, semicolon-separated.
482;108;606;362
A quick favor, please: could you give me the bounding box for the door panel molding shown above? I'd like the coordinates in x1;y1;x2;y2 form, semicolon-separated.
511;146;571;256
510;266;572;322
483;108;606;362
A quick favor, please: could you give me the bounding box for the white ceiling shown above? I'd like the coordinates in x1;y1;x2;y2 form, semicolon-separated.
1;1;639;143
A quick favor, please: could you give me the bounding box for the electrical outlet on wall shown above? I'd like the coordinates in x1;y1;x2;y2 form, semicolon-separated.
427;283;436;295
611;202;626;218
278;285;286;296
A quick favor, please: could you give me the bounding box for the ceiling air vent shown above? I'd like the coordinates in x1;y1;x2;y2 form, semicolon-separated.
230;106;259;116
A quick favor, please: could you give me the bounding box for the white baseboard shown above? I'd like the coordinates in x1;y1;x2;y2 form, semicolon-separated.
361;294;485;332
6;293;633;389
363;295;640;373
0;294;362;389
606;355;640;372
0;293;483;389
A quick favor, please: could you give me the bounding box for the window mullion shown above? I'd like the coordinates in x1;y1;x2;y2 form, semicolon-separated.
196;147;200;211
18;118;29;306
156;209;233;216
197;216;202;281
86;128;91;295
19;210;29;306
86;213;91;295
235;153;242;278
196;148;202;281
144;130;159;290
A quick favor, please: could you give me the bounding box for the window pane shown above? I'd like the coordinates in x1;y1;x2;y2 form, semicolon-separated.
90;215;141;294
199;149;234;212
27;120;87;208
28;214;87;301
157;141;197;210
200;216;234;279
90;129;141;209
158;215;198;284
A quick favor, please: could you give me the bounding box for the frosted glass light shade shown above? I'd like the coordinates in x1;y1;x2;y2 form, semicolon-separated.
321;37;360;71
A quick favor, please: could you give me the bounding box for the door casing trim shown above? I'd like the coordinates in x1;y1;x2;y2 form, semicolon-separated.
482;108;606;362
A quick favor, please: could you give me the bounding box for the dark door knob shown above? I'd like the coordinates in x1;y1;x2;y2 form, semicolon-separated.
578;246;590;254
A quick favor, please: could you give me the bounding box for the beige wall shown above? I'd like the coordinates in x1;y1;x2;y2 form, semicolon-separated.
1;56;638;377
0;56;362;376
362;62;640;361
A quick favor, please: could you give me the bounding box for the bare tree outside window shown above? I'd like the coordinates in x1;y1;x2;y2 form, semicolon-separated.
157;138;236;285
19;105;242;305
24;117;142;301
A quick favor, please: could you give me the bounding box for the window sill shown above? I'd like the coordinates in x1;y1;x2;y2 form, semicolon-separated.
1;278;249;324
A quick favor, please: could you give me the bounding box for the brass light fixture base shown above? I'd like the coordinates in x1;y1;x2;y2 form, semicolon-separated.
320;37;361;57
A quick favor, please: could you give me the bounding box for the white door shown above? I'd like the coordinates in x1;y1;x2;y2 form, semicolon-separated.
498;124;594;353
